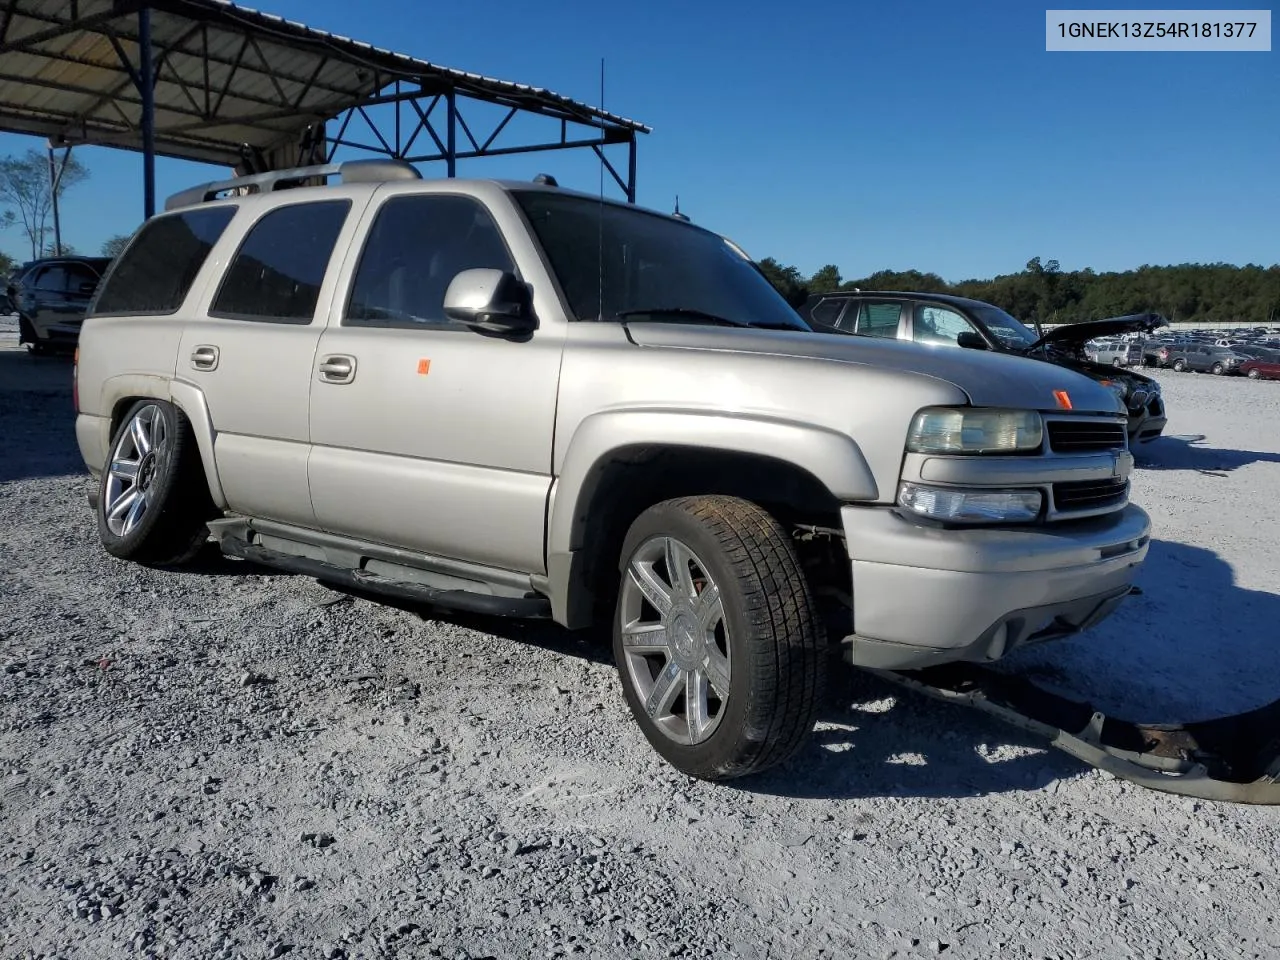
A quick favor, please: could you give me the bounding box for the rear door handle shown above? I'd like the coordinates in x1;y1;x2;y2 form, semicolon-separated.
190;344;219;370
317;354;356;384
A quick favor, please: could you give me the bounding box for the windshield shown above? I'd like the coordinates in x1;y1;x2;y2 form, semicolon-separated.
969;303;1038;349
512;190;811;331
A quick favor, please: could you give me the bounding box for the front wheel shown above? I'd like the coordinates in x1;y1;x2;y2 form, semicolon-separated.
612;495;827;781
1211;362;1225;375
96;399;216;566
1172;359;1186;372
1112;357;1123;367
1248;368;1261;379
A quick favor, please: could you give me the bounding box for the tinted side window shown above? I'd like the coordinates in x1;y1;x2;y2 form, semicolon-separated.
855;302;903;338
64;263;102;294
346;194;515;327
913;304;976;347
808;297;847;328
35;267;68;292
210;200;350;324
92;207;237;315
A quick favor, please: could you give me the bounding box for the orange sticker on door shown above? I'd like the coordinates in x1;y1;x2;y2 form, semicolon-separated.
417;359;431;375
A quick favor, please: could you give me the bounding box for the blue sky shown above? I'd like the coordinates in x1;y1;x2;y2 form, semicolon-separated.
1;0;1276;281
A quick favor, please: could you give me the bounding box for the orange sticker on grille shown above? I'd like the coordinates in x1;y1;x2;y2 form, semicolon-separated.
417;359;431;375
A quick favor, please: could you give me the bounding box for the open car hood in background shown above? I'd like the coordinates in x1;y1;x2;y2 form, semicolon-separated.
1026;312;1168;352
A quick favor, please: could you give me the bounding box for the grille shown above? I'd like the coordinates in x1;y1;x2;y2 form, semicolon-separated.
1046;420;1126;453
1053;478;1129;511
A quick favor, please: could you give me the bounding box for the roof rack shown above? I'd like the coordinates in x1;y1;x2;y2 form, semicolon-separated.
164;159;422;211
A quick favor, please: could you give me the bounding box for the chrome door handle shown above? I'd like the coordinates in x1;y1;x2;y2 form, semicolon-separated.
317;354;356;384
190;344;219;370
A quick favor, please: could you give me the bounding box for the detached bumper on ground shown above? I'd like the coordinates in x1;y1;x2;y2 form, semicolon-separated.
839;503;1151;670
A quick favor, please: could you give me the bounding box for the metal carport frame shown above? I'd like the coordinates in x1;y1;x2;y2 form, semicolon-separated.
0;0;650;217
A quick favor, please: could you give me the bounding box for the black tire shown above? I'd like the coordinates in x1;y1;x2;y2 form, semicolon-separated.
1248;368;1261;379
1172;358;1186;372
1211;362;1225;375
1112;357;1123;367
18;317;48;355
612;494;826;781
96;399;216;567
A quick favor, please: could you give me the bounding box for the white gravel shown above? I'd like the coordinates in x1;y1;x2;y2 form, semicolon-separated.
2;334;1279;960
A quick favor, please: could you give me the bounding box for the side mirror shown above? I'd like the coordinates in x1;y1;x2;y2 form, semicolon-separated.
443;268;536;338
956;331;989;350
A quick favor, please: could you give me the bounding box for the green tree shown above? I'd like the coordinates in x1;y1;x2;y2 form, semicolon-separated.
101;234;132;259
808;264;842;292
0;148;90;260
756;257;809;306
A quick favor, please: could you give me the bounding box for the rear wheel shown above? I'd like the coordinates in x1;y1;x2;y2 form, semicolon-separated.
96;399;216;566
1172;358;1186;372
612;495;827;781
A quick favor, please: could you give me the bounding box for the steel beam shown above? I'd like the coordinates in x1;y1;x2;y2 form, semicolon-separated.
446;89;457;177
138;6;156;218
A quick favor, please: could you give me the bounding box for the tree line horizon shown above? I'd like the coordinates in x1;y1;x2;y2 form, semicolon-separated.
4;140;1278;328
756;255;1280;327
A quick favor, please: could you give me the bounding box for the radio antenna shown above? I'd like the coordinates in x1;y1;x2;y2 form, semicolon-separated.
597;56;605;323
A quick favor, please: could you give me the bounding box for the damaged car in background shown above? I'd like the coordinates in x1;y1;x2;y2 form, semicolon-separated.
800;291;1170;444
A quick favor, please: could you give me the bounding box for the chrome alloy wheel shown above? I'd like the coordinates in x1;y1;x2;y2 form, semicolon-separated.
103;404;168;537
618;535;731;745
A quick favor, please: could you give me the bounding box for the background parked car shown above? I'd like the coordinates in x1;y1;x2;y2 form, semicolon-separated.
1240;358;1280;380
1086;338;1144;366
7;255;113;355
798;290;1169;443
1166;343;1248;375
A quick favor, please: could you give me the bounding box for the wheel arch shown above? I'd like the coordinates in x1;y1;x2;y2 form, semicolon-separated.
102;379;225;509
545;410;875;628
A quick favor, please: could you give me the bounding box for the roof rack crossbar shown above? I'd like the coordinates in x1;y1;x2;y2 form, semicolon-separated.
163;158;422;210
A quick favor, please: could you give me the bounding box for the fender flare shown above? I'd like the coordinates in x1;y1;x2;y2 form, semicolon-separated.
543;409;876;625
97;375;226;509
167;381;227;509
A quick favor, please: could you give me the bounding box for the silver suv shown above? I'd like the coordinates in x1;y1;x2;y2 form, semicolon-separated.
74;160;1151;781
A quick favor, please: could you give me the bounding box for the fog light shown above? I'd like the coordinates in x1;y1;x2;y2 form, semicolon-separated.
898;482;1042;523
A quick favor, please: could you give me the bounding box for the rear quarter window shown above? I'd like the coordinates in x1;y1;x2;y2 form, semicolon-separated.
210;199;351;324
90;206;238;316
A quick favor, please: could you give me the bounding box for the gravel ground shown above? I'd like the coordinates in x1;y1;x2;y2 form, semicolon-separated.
3;328;1279;960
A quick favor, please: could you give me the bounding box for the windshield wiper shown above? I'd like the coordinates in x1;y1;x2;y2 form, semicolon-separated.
615;307;752;327
615;307;800;331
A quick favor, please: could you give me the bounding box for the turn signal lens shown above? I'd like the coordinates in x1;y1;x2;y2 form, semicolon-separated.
898;482;1042;523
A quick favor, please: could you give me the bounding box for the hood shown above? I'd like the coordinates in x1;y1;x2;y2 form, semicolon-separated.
622;322;1125;414
1025;312;1168;352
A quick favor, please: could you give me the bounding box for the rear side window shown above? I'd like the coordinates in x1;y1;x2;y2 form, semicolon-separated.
91;206;237;315
210;199;351;324
855;302;903;338
808;297;847;328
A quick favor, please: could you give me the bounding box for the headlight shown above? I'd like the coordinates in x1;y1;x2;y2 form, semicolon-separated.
898;482;1042;523
906;408;1043;455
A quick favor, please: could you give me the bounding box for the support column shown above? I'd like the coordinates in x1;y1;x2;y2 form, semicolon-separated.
445;88;457;177
138;6;156;218
626;136;637;204
47;146;62;255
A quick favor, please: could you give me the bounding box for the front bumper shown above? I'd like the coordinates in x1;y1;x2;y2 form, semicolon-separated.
839;503;1151;670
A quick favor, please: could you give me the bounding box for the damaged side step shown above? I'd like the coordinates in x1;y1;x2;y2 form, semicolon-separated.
215;523;552;621
867;662;1280;804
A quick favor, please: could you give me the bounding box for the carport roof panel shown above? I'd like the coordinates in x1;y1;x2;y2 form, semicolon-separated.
0;0;649;166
